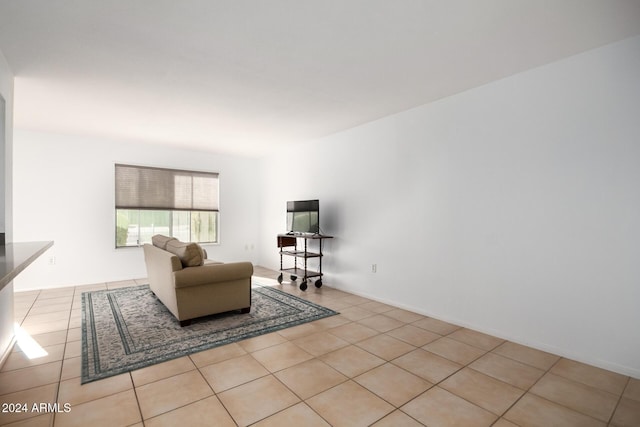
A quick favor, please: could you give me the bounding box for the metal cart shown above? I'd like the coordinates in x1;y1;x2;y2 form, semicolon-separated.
277;234;333;291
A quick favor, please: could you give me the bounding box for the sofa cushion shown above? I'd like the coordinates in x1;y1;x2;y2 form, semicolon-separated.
165;239;205;267
151;234;177;250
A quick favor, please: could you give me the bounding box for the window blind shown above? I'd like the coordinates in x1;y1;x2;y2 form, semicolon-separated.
115;164;219;211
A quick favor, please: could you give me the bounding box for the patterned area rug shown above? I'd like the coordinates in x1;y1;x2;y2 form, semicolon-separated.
81;284;338;383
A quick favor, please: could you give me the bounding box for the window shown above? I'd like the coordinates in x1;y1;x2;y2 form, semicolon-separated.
115;164;219;247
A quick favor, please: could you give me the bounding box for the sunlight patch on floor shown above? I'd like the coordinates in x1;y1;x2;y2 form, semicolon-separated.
14;323;48;359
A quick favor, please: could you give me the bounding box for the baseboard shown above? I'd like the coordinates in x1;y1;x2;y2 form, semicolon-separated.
0;334;16;370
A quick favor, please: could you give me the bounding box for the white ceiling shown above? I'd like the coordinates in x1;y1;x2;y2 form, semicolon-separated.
1;1;639;157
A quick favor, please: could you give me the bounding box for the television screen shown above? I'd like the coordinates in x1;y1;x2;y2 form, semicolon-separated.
286;200;319;234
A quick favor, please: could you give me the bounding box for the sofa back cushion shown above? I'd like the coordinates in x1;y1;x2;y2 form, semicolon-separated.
165;239;205;267
152;234;177;250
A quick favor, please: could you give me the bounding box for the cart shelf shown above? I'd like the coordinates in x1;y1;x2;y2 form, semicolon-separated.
280;250;322;258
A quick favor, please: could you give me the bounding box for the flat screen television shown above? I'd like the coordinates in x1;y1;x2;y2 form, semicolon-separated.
286;200;319;234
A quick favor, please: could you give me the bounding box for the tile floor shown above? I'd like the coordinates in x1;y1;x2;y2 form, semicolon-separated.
1;266;639;426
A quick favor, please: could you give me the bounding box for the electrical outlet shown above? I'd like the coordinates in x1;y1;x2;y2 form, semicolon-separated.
48;256;56;265
372;264;377;273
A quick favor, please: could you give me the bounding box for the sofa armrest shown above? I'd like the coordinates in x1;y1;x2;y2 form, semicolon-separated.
173;262;253;289
143;244;183;274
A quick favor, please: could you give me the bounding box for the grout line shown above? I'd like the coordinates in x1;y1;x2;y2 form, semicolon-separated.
50;288;72;427
129;371;147;426
489;352;562;422
53;286;79;426
195;368;239;427
516;391;611;425
389;333;555;423
0;361;64;400
13;290;41;326
491;355;623;425
608;376;630;425
248;374;315;425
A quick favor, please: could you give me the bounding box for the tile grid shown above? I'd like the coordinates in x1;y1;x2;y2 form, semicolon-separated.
423;332;627;427
536;358;630;426
20;286;78;427
0;268;637;426
608;377;631;425
129;379;147;427
493;350;564;425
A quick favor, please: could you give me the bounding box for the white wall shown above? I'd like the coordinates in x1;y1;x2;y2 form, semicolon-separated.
0;96;5;236
0;49;12;240
258;36;640;377
13;131;261;290
0;48;14;366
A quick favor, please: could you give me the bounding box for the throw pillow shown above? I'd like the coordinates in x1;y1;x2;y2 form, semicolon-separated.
165;239;205;267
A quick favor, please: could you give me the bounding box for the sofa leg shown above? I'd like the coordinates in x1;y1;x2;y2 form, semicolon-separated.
240;307;251;314
179;319;191;327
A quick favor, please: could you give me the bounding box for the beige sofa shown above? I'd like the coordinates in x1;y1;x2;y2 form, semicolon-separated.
143;235;253;326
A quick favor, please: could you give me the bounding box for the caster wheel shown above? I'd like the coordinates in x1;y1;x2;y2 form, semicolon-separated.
290;275;297;281
277;274;283;284
300;281;308;291
315;279;322;288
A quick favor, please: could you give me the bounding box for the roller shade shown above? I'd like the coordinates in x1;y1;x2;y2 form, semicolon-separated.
115;164;219;211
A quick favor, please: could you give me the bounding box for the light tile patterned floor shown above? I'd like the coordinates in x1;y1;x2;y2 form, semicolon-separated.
1;266;639;426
